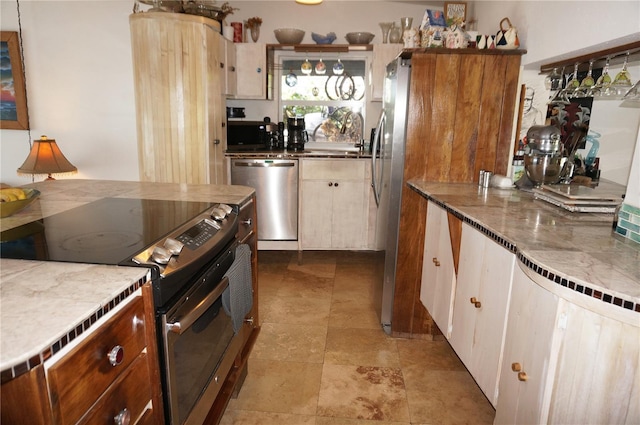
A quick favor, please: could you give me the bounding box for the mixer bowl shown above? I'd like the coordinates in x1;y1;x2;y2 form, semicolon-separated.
524;153;563;186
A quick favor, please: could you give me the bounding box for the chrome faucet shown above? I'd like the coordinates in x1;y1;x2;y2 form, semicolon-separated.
340;110;365;150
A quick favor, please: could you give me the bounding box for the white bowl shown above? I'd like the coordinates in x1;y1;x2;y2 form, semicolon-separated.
345;32;375;44
274;28;305;44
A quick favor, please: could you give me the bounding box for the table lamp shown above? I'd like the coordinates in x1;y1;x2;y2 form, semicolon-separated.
17;135;78;180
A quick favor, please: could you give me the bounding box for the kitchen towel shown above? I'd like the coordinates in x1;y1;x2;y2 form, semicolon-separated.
222;243;253;333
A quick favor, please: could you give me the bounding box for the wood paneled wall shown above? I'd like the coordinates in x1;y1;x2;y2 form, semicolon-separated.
391;49;523;337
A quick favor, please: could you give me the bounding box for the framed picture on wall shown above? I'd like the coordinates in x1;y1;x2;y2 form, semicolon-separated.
443;2;467;24
1;31;29;130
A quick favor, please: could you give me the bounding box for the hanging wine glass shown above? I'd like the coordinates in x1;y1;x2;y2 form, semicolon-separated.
566;62;581;97
573;59;595;98
609;52;632;97
332;58;344;75
544;67;562;93
589;56;612;97
549;66;570;105
301;58;312;75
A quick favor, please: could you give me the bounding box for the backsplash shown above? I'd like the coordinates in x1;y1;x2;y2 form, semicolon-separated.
615;202;640;244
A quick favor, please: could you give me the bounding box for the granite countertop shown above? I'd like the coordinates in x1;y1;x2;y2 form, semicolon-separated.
225;149;373;159
0;179;255;378
408;180;640;323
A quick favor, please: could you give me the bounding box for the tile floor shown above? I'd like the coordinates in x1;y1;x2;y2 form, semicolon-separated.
220;250;495;425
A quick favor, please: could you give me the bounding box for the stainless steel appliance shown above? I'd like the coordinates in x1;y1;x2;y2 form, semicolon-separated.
370;56;412;334
0;197;254;424
230;159;298;241
226;119;284;152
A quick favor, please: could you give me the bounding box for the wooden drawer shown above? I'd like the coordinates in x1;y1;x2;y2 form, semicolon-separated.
237;197;256;245
48;296;147;424
78;352;153;425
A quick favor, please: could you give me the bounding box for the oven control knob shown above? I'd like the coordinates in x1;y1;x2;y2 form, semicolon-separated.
211;207;227;221
217;203;233;215
164;237;184;255
151;246;172;264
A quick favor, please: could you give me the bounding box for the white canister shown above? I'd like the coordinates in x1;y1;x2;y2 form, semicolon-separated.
223;26;234;41
403;27;418;48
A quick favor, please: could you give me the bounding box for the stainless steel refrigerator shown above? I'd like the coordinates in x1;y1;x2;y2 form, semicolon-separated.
371;55;412;335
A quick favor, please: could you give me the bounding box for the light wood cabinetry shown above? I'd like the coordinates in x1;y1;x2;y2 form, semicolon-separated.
234;43;267;99
419;201;460;338
393;49;523;337
449;222;515;406
130;12;226;184
300;159;370;250
1;286;163;425
370;44;403;101
220;37;237;97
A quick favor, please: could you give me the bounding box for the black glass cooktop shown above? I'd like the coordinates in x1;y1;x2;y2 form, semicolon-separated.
0;198;213;265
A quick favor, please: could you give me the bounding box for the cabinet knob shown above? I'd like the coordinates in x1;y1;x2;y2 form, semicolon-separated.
328;182;333;187
470;297;481;308
108;345;124;367
213;139;221;145
114;408;131;425
256;67;262;73
220;63;225;69
230;66;236;72
511;362;522;372
334;182;339;187
245;317;254;325
432;257;440;267
517;371;528;382
241;218;252;227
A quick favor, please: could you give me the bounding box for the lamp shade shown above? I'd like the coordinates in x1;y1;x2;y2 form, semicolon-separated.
17;135;77;180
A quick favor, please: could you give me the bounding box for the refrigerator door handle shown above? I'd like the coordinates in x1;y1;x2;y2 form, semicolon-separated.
371;110;385;207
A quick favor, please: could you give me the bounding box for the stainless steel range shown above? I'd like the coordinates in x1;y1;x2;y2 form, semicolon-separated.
0;197;255;425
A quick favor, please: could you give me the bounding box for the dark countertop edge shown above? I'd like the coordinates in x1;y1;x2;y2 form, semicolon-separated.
407;180;640;320
225;151;373;159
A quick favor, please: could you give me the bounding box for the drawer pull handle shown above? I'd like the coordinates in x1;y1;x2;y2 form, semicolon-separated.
470;297;481;308
114;408;131;425
511;362;522;372
108;345;124;367
241;218;252;227
432;257;440;267
517;371;528;382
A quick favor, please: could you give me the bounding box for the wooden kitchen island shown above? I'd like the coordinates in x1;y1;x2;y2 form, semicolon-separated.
0;179;259;425
408;179;639;424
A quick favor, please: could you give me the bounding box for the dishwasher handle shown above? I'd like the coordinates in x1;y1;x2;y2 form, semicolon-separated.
234;161;296;168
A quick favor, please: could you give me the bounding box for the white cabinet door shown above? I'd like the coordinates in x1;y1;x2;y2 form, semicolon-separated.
495;263;560;425
548;301;640;424
370;44;403;101
235;43;266;99
219;37;237;97
419;201;456;338
300;159;369;249
450;223;515;406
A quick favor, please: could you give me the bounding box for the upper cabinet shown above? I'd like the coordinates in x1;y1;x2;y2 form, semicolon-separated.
234;43;267;99
370;44;403;101
220;37;237;97
130;12;227;184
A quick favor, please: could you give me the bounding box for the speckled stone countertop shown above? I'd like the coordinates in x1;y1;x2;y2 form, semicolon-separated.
408;180;640;324
0;180;255;378
225;149;373;159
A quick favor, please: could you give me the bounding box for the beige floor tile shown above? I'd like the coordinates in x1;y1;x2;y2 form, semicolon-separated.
328;295;380;330
324;327;401;368
219;410;316;425
316;417;409;425
279;270;335;299
316;364;410;422
251;322;327;363
228;358;323;416
260;295;332;326
405;370;495;425
288;253;337;279
396;338;466;372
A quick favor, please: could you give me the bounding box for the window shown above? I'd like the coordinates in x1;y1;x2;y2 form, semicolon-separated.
279;56;367;147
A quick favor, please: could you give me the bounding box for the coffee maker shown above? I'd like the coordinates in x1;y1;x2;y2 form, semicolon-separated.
287;117;308;151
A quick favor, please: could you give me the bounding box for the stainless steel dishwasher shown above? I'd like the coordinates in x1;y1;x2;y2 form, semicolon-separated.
230;159;298;241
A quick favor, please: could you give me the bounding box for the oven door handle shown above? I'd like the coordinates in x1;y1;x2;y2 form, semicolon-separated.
166;276;229;335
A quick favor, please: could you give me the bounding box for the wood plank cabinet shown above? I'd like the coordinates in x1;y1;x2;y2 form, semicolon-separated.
393;49;523;337
130;12;226;184
449;222;515;406
220;37;237;97
419;201;460;338
234;43;267;99
300;159;370;250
